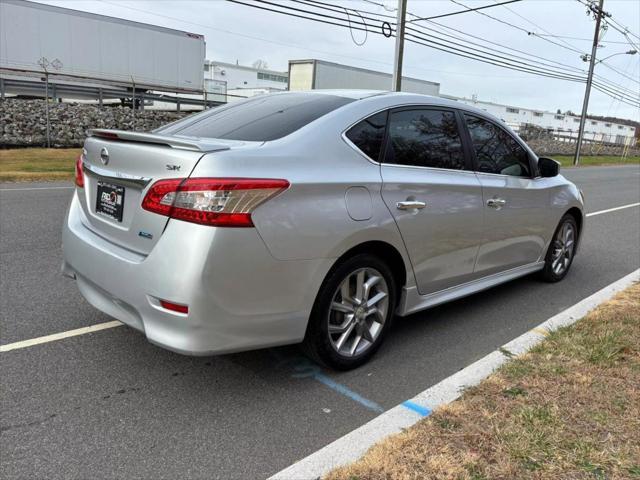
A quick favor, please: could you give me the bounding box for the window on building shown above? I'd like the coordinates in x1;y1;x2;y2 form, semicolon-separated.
591;121;597;125
385;109;466;170
204;63;210;72
533;112;543;117
464;114;531;177
345;111;388;162
618;125;625;130
506;107;519;114
555;115;565;120
257;72;288;83
574;118;580;123
162;93;354;141
605;123;612;127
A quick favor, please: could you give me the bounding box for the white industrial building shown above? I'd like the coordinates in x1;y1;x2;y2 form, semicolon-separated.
204;60;288;100
450;95;636;145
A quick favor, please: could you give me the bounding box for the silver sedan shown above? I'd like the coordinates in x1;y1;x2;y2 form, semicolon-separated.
62;90;584;370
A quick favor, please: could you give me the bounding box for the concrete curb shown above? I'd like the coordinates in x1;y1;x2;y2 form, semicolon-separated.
269;268;640;480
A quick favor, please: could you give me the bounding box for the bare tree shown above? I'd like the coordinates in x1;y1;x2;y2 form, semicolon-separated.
252;59;269;70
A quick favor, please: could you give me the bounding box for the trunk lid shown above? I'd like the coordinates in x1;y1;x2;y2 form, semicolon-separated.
77;130;245;255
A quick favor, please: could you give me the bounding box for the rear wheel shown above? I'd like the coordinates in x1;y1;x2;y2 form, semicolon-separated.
303;254;396;370
540;214;578;282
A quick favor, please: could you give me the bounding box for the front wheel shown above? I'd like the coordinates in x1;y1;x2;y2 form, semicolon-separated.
540;214;578;282
302;254;396;370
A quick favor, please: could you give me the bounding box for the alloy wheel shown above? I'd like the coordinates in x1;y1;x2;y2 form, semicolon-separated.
328;267;389;357
551;221;576;276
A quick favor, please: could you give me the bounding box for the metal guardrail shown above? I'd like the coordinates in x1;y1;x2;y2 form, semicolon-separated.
0;77;225;109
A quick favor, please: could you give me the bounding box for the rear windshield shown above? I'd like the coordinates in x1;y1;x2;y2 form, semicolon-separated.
161;93;354;141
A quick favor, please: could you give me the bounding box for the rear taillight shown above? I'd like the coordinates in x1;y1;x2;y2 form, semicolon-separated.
142;178;289;227
75;154;84;188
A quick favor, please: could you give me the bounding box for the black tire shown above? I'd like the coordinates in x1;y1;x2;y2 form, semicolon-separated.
540;214;578;283
302;253;397;370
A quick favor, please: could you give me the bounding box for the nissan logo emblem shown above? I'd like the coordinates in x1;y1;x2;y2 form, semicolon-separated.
100;147;109;165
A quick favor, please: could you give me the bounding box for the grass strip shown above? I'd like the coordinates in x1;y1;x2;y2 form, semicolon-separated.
327;283;640;480
0;148;637;183
0;148;79;182
554;155;639;167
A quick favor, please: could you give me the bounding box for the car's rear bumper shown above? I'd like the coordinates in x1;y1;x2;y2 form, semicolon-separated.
62;191;332;355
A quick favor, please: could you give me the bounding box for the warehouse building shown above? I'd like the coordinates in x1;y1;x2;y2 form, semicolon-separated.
449;95;636;145
204;60;288;100
288;59;440;96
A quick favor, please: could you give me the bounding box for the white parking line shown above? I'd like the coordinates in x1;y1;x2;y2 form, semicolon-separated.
1;200;638;354
0;186;74;192
586;202;640;217
0;321;122;353
270;268;640;479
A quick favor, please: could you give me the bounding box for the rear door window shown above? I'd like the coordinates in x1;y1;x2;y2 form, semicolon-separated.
162;93;354;141
464;114;532;177
345;111;388;162
384;109;466;170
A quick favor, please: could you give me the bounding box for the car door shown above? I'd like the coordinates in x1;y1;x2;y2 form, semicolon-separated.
379;107;484;295
462;113;549;276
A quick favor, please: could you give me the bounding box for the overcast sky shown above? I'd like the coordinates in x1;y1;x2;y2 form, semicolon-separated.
37;0;640;121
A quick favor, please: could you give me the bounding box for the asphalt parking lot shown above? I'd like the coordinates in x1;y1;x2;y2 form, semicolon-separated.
1;165;639;479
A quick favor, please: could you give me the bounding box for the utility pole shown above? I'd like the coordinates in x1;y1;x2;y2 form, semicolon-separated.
391;0;407;91
574;0;604;165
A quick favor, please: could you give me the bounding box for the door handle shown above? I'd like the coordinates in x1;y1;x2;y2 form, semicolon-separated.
486;198;507;209
396;200;427;210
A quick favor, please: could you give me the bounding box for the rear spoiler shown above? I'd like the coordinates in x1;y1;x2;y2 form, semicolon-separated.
87;129;232;153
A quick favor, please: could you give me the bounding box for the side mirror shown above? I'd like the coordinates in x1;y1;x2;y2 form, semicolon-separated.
538;157;560;177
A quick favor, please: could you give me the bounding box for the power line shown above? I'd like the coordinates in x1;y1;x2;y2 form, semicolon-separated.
96;0;539;82
100;0;639;107
599;61;640;85
284;0;640;101
415;17;638;95
406;0;522;23
405;29;639;105
605;54;636;117
445;0;586;55
490;0;585;53
221;0;637;100
534;34;633;45
228;0;639;106
292;0;636;96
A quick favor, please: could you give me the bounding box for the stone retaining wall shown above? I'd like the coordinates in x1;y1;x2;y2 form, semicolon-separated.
1;98;638;157
525;137;638;157
1;99;190;147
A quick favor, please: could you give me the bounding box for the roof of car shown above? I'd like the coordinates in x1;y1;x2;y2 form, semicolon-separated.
255;90;497;120
292;90;462;107
293;89;386;99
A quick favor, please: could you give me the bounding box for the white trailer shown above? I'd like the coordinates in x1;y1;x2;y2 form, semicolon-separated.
0;0;205;93
288;59;440;96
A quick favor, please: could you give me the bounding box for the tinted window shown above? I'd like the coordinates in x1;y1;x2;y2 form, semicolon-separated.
385;109;466;170
160;93;354;141
345;111;388;161
464;114;531;177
